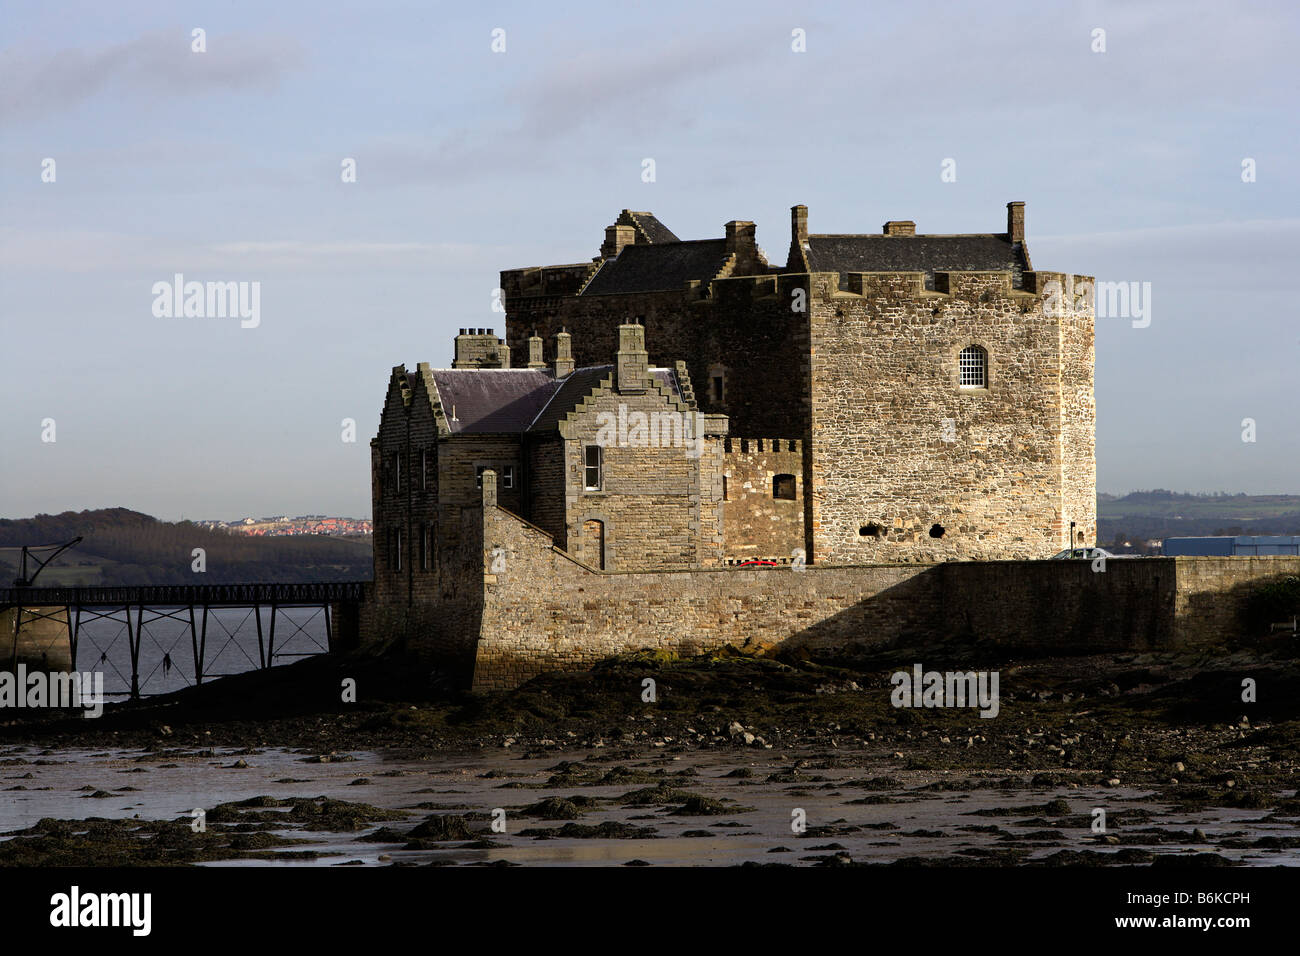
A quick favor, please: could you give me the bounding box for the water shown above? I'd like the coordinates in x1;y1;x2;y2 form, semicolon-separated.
3;745;1297;867
67;607;330;697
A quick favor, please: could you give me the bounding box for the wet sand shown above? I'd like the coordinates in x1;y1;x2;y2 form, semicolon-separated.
2;743;1297;866
3;643;1299;866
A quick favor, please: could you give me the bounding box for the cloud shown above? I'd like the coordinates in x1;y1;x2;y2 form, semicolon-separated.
0;228;542;274
0;29;304;123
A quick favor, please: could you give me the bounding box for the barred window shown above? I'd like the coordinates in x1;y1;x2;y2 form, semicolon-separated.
959;345;987;388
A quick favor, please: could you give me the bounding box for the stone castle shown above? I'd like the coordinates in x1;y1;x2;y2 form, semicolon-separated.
361;202;1102;688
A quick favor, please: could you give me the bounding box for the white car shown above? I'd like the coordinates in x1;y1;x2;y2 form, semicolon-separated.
1048;547;1116;560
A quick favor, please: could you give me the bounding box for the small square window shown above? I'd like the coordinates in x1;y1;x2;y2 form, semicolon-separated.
502;465;514;489
773;474;796;500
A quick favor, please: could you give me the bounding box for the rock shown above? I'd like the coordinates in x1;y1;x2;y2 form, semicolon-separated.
728;722;745;737
1105;778;1120;787
409;814;474;841
741;733;755;746
1193;828;1208;842
1174;762;1185;772
231;759;249;769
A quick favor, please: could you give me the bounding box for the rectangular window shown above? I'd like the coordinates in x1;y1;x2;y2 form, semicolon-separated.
393;452;403;493
421;449;428;491
722;476;729;501
712;376;724;403
502;464;515;489
584;445;602;491
476;464;487;487
959;346;987;388
419;524;428;571
391;528;403;572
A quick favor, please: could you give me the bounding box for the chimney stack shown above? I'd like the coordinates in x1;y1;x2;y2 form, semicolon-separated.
601;224;637;259
554;329;574;378
883;220;916;236
616;320;648;394
788;204;809;271
527;331;545;368
725;220;756;255
454;328;506;368
791;205;808;245
1007;202;1025;243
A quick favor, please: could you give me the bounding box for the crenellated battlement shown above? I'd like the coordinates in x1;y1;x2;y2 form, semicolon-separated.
501;262;601;303
1024;271;1097;316
723;437;802;456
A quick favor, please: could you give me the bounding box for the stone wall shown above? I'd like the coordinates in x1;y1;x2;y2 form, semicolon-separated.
1;607;73;671
807;269;1094;564
505;277;811;440
722;437;805;563
1171;556;1300;645
459;500;1300;690
556;378;723;571
504;264;1094;565
524;435;566;544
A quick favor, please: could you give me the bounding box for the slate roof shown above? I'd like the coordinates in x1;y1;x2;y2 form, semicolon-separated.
803;234;1029;290
427;369;560;434
581;239;730;296
527;366;683;433
622;211;679;244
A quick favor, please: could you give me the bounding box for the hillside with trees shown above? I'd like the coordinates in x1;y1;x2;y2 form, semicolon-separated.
0;509;372;586
1098;490;1300;551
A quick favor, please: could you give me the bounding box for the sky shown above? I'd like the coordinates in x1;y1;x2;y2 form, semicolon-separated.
1;0;1297;522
